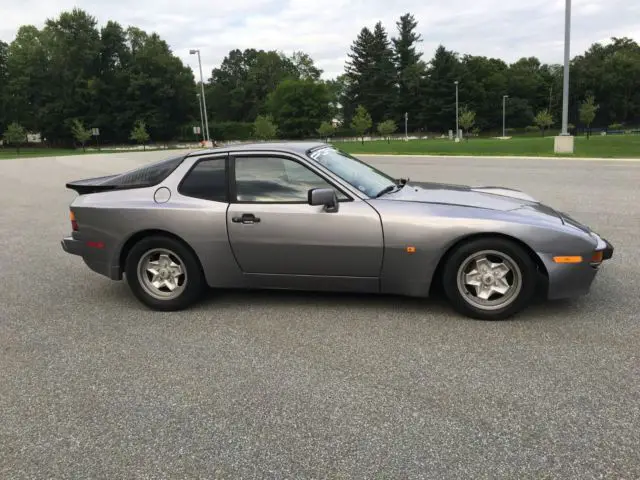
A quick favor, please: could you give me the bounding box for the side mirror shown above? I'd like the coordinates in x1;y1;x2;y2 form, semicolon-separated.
308;188;339;212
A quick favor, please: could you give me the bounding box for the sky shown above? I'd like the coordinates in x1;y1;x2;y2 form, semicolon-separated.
1;0;639;80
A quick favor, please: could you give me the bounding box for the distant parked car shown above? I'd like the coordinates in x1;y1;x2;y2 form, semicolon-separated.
61;142;613;320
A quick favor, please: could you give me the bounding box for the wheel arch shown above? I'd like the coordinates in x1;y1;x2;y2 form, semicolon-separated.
429;232;549;294
117;229;206;278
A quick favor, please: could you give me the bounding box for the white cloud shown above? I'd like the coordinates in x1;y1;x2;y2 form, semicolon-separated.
0;0;638;79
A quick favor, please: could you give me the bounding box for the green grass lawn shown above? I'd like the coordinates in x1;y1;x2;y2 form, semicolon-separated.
337;134;640;158
0;148;87;160
2;134;639;160
0;146;179;160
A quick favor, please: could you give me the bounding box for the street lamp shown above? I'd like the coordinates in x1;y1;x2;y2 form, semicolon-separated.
503;95;509;138
554;0;574;153
190;49;210;143
454;81;459;141
404;112;408;139
196;93;205;141
560;0;571;136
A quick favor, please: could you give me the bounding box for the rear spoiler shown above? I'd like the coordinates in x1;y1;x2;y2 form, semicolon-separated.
65;174;120;195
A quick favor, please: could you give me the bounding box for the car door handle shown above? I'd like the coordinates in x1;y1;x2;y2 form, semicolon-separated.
232;213;260;224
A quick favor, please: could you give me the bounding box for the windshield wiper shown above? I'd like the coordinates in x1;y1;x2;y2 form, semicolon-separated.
375;184;398;198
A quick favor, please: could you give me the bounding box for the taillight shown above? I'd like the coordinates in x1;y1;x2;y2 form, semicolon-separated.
70;210;78;231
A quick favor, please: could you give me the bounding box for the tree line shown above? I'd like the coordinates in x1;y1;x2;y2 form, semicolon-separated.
1;8;639;147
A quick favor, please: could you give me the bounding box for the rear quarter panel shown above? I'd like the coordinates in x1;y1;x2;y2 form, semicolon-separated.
368;200;598;297
69;160;244;287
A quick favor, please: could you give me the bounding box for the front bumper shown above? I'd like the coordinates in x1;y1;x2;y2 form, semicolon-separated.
542;234;614;300
597;237;614;260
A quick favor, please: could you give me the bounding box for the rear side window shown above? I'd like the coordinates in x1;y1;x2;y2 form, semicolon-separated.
179;157;227;202
101;155;185;187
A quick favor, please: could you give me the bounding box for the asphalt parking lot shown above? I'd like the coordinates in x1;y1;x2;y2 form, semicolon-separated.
1;150;639;478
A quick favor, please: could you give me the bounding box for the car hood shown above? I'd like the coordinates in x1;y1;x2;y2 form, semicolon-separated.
380;181;594;233
384;180;565;217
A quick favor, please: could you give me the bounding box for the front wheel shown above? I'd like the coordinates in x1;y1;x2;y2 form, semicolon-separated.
124;235;206;311
441;237;538;320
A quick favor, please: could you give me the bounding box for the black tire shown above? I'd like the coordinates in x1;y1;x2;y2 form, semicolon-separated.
124;235;206;311
441;237;538;320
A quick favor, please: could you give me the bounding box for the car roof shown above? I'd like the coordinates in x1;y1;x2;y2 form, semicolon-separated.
186;141;330;158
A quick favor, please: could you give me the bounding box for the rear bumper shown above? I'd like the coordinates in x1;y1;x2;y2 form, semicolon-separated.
61;236;84;256
61;235;120;280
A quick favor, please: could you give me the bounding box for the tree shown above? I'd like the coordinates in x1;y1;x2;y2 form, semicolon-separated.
0;40;8;133
343;23;397;126
533;109;554;136
458;108;476;140
290;51;322;81
579;95;599;138
350;105;372;144
70;119;92;151
253;114;277;140
266;78;330;138
324;74;347;123
317;121;335;141
377;120;397;143
392;13;424;130
3;122;27;154
422;45;465;132
205;48;305;123
129;119;150;149
2;9;197;145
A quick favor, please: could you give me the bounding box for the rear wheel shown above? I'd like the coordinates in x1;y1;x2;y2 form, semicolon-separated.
442;237;538;320
124;235;205;311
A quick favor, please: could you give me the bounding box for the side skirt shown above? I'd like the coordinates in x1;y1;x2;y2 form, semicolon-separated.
243;273;380;294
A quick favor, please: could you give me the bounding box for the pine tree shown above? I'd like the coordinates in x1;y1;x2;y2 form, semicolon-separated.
422;45;464;132
368;22;398;125
392;13;425;131
343;23;397;127
343;27;375;126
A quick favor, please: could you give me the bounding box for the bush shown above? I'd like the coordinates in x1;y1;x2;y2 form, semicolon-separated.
608;122;624;131
525;125;539;133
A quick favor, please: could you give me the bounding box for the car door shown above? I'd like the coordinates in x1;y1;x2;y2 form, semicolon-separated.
226;152;383;278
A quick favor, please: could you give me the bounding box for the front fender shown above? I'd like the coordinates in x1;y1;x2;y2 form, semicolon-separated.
368;200;598;298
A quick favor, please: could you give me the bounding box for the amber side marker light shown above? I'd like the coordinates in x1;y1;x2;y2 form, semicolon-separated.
553;256;583;263
406;246;416;254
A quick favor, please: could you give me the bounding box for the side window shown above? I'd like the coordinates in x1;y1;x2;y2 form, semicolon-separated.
179;157;227;202
234;156;348;203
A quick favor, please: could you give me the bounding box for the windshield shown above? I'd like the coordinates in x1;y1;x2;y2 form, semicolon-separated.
309;147;396;198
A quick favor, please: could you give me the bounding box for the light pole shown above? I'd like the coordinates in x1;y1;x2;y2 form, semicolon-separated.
196;93;205;141
560;0;571;136
190;49;210;143
502;95;509;138
404;112;408;139
454;80;459;141
554;0;574;153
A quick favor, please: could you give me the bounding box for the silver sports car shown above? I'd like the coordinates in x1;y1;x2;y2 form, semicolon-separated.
61;142;614;320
